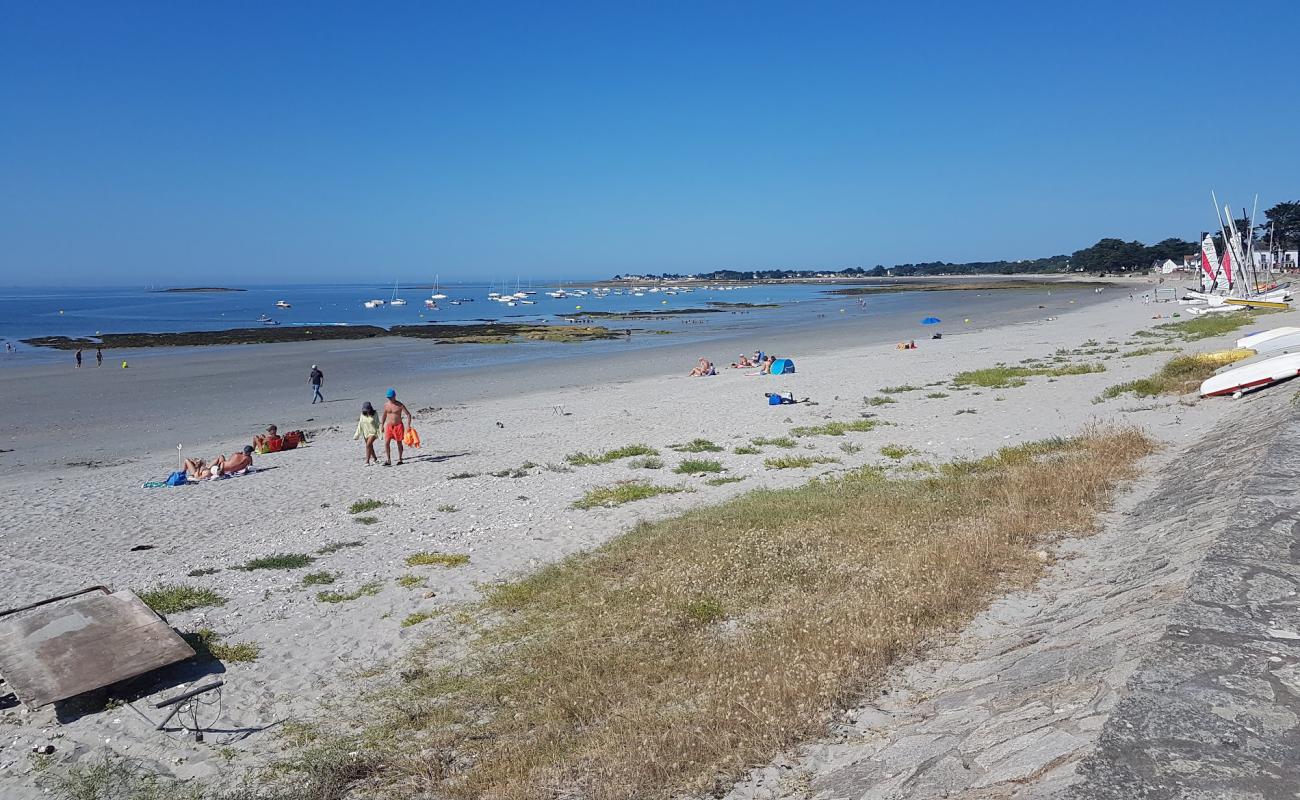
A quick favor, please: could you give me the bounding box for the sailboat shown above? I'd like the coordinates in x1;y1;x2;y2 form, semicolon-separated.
430;274;447;300
390;280;408;306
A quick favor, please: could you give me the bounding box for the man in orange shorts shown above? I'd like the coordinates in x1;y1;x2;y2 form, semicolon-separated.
381;388;414;466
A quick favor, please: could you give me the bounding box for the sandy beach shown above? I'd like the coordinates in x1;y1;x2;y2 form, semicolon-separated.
0;282;1281;795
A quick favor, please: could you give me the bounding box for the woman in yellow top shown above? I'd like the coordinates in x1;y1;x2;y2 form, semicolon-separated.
353;401;383;465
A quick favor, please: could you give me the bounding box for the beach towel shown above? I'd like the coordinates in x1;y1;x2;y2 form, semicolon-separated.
403;427;422;448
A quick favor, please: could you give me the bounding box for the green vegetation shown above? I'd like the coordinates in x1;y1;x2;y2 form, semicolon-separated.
406;552;471;567
565;444;659;466
396;574;427;589
448;472;480;480
669;438;724;453
1142;310;1262;342
952;362;1105;389
733;445;761;455
348;499;385;514
185;567;220;577
437;504;459;513
317;581;383;604
790;419;878;437
353;515;380;525
878;384;921;394
402;611;441;628
232;553;315;571
864;395;896;406
573;481;688;509
138;584;225;615
184;629;261;663
750;436;797;448
301;571;338;587
925;392;949;399
1099;349;1254;400
627;456;664;469
316;540;364;555
705;476;746;486
879;445;918;460
490;466;531;478
764;455;840;470
674;459;724;474
1122;345;1181;358
337;429;1152;800
839;442;863;454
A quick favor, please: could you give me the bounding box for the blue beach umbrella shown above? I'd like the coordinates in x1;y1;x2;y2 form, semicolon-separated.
921;316;941;325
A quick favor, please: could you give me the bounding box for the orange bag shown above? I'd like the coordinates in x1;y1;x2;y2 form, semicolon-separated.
403;427;421;448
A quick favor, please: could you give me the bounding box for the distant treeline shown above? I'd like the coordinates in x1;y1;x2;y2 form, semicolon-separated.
617;201;1300;280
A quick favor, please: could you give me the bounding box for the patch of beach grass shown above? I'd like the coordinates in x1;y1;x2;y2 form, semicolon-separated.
232;553;315;571
405;552;471;567
437;504;459;513
138;584;225;615
952;362;1105;389
705;476;746;486
346;428;1153;800
353;515;380;525
879;444;918;460
878;384;921;394
301;571;338;587
864;395;896;406
490;466;530;479
925;392;949;399
45;757;207;800
402;611;441;628
396;574;427;589
448;472;480;480
317;581;383;604
1122;345;1181;358
348;499;385;514
1099;348;1254;400
839;442;862;454
185;567;220;577
184;629;261;663
674;459;724;474
627;456;664;470
751;436;797;448
733;445;761;455
573;481;688;509
565;444;659;466
765;454;840;469
790;419;878;437
315;540;364;555
1148;310;1264;342
669;438;724;453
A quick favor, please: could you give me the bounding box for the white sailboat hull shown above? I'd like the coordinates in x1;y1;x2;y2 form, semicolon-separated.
1236;327;1300;351
1200;352;1300;397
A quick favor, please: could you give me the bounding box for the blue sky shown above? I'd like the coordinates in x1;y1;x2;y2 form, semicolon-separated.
2;0;1297;286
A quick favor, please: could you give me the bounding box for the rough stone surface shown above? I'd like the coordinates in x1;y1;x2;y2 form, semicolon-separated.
725;389;1294;799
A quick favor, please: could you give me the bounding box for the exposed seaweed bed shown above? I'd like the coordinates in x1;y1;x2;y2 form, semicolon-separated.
22;323;621;349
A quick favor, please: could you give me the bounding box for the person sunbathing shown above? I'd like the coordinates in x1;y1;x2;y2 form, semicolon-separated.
731;353;755;368
759;355;777;374
689;358;716;377
183;446;255;480
253;425;281;452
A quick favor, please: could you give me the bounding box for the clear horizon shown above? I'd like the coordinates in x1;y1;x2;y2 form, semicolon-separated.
3;0;1297;287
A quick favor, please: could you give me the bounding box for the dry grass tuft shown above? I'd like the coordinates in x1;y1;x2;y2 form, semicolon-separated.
336;428;1152;800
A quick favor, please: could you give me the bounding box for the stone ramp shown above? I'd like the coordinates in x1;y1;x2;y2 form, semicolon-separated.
728;395;1290;800
1068;398;1300;799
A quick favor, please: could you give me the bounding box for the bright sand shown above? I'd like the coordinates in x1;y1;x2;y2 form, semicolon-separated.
0;283;1281;793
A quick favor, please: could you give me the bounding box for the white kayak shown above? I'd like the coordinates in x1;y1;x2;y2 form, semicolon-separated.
1200;352;1300;397
1236;327;1300;351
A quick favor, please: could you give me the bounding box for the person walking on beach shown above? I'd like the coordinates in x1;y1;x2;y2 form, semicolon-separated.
381;388;414;466
95;347;103;367
309;364;324;404
75;348;82;368
353;401;382;465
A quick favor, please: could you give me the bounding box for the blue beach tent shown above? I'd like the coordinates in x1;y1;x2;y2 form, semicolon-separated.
770;358;795;375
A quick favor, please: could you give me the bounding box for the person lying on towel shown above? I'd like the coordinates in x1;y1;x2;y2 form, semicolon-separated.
183;446;255;480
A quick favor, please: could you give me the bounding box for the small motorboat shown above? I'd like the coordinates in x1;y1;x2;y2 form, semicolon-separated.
262;318;280;326
275;300;292;308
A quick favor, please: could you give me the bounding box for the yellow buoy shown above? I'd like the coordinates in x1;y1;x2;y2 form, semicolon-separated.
121;361;129;369
576;305;582;310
